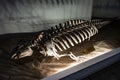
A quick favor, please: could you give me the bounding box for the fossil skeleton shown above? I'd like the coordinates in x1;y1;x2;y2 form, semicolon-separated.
11;19;112;61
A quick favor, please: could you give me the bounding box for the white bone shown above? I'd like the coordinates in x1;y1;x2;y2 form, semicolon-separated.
77;30;85;41
64;35;74;46
86;26;93;36
62;39;70;48
81;30;88;39
72;32;81;43
56;39;67;50
69;34;78;44
54;42;63;51
84;27;91;39
92;25;98;34
90;26;96;35
69;21;72;26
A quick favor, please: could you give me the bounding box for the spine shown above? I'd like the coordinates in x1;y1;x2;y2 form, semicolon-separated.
11;19;112;61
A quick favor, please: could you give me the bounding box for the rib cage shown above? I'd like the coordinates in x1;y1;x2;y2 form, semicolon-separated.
11;19;111;61
52;24;98;51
